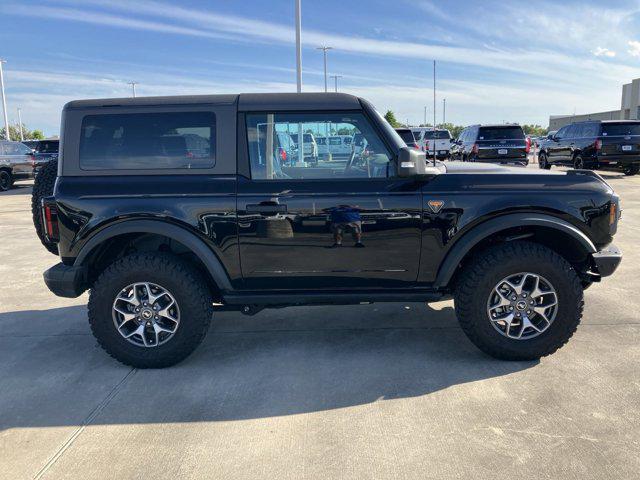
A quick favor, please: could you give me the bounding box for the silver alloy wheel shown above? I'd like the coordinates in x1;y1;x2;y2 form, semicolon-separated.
112;282;180;347
486;272;558;340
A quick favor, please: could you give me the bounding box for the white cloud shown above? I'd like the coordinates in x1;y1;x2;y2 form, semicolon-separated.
592;47;616;57
628;40;640;57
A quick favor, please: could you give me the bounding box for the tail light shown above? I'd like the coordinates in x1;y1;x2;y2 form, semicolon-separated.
413;143;420;150
29;153;36;167
424;141;430;151
525;137;531;153
41;198;59;243
471;143;479;154
594;139;602;151
609;202;617;225
278;147;287;162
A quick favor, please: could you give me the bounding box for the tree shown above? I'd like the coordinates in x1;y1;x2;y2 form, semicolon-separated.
384;110;400;128
522;124;548;137
0;123;46;141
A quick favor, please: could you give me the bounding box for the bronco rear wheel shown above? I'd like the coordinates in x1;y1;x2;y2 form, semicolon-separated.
454;241;583;360
88;252;213;368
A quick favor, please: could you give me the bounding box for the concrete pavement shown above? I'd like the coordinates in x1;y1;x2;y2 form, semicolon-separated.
0;171;639;479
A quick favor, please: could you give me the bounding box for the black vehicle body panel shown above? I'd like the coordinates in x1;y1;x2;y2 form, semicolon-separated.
542;120;640;170
45;94;621;302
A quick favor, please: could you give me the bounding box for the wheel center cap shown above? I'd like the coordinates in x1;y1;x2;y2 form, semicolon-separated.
516;300;527;311
141;308;154;320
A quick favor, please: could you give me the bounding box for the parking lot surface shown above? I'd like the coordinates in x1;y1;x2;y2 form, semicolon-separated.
1;169;639;480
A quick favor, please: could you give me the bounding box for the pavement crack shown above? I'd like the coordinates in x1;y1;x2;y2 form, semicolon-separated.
32;368;137;480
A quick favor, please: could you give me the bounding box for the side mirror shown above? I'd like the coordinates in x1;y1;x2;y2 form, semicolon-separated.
397;146;428;177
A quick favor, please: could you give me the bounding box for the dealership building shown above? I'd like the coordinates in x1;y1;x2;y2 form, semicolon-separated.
549;77;640;130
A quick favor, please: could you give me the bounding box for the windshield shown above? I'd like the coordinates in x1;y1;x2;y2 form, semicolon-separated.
423;130;451;139
601;123;640;136
478;126;525;140
395;129;416;143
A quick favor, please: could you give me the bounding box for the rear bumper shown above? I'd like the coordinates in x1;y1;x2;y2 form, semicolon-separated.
597;155;640;166
43;263;87;298
591;244;622;278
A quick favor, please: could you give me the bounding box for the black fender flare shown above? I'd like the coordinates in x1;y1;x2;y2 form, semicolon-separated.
433;213;596;288
74;220;233;291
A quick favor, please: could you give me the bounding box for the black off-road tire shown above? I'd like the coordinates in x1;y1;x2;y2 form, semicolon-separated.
538;152;551;169
88;252;213;368
454;241;583;361
573;155;585;170
31;160;59;255
0;169;13;192
623;164;639;176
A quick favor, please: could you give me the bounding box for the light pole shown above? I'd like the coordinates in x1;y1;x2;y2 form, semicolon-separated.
423;106;427;126
17;107;23;141
0;59;10;141
127;81;138;98
432;60;436;165
442;98;446;125
295;0;302;93
330;75;342;92
316;46;333;92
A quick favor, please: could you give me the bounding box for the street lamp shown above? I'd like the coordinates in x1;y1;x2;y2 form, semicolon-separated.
0;59;10;141
316;46;333;92
330;75;342;92
295;0;302;93
127;81;138;98
17;107;23;141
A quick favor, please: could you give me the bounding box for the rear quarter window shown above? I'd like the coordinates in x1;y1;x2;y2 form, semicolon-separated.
79;111;216;170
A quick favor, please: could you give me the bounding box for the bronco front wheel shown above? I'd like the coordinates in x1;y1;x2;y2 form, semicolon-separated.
454;241;583;360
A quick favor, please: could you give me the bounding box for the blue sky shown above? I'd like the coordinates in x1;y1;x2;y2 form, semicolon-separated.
1;0;640;135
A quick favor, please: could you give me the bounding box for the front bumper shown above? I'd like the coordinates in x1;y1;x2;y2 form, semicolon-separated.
592;244;622;278
43;263;87;298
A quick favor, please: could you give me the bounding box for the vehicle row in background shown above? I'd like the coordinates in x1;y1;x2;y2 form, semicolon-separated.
537;120;640;176
0;138;59;191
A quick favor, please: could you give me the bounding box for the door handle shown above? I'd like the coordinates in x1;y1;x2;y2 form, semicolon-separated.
246;204;287;214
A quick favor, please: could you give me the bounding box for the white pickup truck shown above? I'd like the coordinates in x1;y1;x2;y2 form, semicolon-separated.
411;128;452;159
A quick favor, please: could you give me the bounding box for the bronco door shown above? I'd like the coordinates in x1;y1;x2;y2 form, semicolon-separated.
236;110;422;290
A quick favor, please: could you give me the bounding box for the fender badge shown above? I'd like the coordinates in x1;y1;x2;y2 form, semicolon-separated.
428;200;444;213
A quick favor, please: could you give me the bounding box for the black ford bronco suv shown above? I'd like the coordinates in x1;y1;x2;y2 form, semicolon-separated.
41;93;622;368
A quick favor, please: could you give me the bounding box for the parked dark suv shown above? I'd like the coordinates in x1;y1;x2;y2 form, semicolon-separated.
538;120;640;176
0;140;36;191
40;93;621;368
452;124;530;165
23;139;59;172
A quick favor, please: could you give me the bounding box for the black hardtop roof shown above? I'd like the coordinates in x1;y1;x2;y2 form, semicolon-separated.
63;92;363;111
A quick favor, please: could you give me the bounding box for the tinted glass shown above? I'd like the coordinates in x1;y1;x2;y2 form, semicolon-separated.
246;112;392;180
395;129;416;143
37;140;59;153
79;111;216;170
2;141;31;155
601;122;640;136
424;130;451;139
477;126;525;140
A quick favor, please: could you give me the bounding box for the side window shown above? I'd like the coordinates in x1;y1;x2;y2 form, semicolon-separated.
79;111;216;170
4;142;31;155
584;123;599;137
246;112;392;180
565;124;578;139
555;126;567;139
